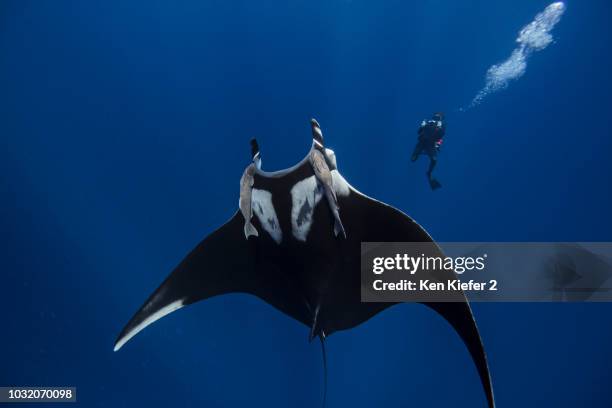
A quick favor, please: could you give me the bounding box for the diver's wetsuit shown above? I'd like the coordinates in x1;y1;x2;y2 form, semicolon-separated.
411;118;445;188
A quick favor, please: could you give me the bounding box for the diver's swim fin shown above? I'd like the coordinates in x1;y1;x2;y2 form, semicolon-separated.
429;178;442;190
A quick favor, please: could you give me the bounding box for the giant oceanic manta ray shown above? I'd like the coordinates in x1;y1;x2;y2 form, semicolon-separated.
114;121;495;408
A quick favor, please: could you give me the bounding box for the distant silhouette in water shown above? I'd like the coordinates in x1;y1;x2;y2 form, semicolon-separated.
411;112;446;190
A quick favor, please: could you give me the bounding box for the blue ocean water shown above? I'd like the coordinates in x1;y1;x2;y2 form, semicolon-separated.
1;0;612;406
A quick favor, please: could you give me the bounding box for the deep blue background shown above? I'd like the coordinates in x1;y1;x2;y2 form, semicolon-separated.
2;1;611;407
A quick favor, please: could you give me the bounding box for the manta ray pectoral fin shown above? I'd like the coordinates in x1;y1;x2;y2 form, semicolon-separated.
423;302;495;408
115;212;313;351
330;189;495;408
114;213;256;351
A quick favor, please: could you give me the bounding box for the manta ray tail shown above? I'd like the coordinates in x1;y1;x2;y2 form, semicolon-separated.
309;304;321;342
319;335;328;408
244;221;259;239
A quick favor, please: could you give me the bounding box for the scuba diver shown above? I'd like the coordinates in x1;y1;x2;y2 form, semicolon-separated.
411;112;446;190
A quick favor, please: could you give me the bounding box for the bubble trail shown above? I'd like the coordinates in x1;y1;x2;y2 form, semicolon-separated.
463;2;566;110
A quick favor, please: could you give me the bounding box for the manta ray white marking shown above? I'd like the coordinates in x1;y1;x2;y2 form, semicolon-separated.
114;299;185;351
290;175;325;241
251;188;282;244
